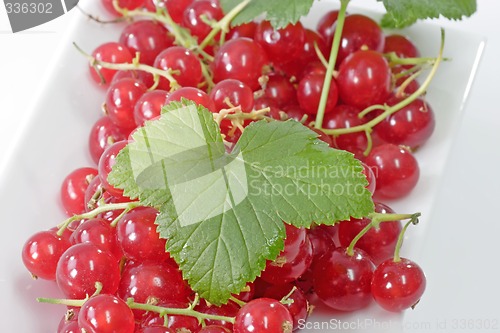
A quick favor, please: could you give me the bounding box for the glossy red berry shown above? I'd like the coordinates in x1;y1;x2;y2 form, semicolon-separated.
333;14;385;65
90;42;133;86
115;207;168;262
98;140;128;198
337;50;392;109
119;20;174;65
60;167;98;217
313;247;374;311
56;243;121;299
88;117;128;165
254;21;305;65
260;225;313;285
213;37;269;91
374;96;435;149
154;46;203;90
105;78;148;132
371;258;426;312
364;144;420;199
78;294;135;333
134;90;170;126
118;261;191;319
234;298;293;333
297;72;338;115
22;230;71;280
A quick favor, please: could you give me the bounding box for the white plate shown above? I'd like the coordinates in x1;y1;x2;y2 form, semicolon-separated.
0;0;484;332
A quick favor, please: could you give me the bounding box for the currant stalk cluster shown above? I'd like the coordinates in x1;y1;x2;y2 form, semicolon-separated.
20;0;436;332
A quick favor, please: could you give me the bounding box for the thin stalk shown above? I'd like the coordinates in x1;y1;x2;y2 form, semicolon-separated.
199;0;251;50
73;43;181;90
393;214;420;262
57;201;141;236
314;0;350;129
346;212;421;256
127;299;236;324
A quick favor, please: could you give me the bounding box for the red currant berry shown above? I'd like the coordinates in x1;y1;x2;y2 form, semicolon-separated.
98;140;128;198
154;46;203;90
213;37;269;91
105;78;148;132
78;294;135;333
134;90;170;127
297;72;338;115
118;261;191;319
260;225;313;285
22;230;71;280
371;258;426;312
56;243;121;299
316;10;339;48
116;207;169;262
209;79;254;113
88;116;128;165
337;50;392;109
60;167;98;217
334;14;385;65
70;218;122;260
364;144;420;199
90;42;133;86
227;21;257;40
262;284;309;330
313;247;375;311
254;21;305;65
234;298;293;333
264;74;297;108
374;96;435;149
182;0;223;41
384;34;420;69
119;20;174;66
166;87;216;112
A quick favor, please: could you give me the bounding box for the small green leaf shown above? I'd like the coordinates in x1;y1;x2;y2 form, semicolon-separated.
220;0;314;28
378;0;477;28
109;99;374;305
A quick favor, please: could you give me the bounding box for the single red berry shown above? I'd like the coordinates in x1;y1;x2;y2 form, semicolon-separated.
371;258;426;312
234;298;293;333
78;294;135;333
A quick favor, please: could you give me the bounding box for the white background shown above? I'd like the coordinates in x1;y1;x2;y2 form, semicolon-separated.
0;0;499;332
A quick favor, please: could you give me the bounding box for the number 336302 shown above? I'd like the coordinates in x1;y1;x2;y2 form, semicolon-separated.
5;2;53;14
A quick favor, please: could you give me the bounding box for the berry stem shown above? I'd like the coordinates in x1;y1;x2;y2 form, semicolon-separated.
394;215;420;262
314;0;350;129
56;201;141;236
229;296;246;307
199;0;251;50
126;298;236;324
37;294;236;324
321;29;446;154
385;52;450;66
73;43;181;90
346;212;421;256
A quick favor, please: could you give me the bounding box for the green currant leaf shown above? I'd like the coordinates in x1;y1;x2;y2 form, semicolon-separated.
109;99;374;305
378;0;477;28
219;0;314;28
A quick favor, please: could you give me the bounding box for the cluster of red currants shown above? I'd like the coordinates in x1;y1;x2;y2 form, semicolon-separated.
21;0;433;332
